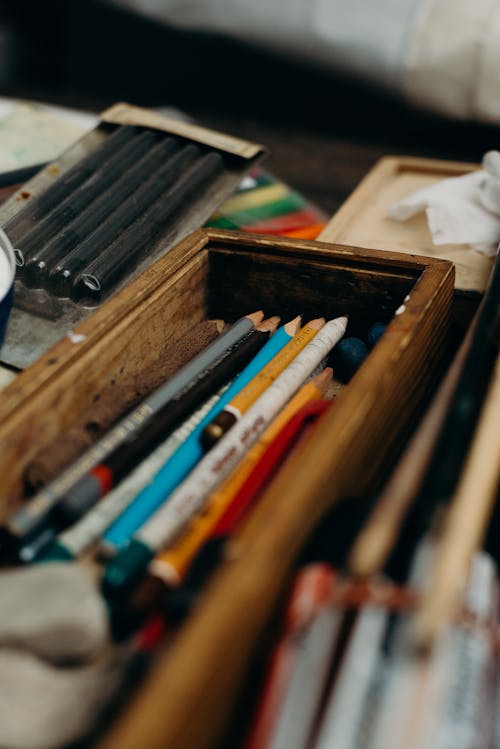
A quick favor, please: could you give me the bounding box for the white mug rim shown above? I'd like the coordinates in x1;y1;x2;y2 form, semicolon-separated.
0;227;15;304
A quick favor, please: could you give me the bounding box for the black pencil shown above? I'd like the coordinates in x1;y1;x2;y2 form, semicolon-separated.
2;311;264;557
60;319;278;527
17;129;159;271
4;125;137;245
72;151;225;302
14;318;274;562
45;143;201;297
22;136;183;290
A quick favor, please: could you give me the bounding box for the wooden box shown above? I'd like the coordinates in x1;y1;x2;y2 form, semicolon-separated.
319;155;492;299
0;229;454;748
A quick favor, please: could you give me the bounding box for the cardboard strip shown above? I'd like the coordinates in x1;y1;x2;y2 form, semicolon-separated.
101;103;266;160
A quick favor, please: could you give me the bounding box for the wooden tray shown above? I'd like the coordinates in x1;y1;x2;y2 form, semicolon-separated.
0;229;454;748
319;155;493;296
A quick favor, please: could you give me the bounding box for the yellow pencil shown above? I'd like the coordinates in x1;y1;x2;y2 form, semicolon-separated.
151;368;333;585
202;316;324;447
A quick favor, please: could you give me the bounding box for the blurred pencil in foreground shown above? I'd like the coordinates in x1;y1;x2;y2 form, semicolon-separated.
413;348;500;650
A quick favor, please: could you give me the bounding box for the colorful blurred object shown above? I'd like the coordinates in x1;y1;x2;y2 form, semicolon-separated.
206;168;327;239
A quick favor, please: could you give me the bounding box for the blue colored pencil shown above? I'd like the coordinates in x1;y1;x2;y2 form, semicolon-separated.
99;315;301;555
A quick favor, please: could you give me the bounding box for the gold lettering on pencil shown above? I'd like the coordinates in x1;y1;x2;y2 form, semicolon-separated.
212;446;238;475
241;415;266;446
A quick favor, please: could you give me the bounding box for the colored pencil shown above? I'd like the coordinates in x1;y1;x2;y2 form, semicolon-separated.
151;374;332;585
155;397;333;619
244;564;337;749
3;311;263;554
201;318;327;448
57;316;273;523
33;386;230;562
312;604;389;749
102;316;347;598
99;316;300;555
211;395;332;537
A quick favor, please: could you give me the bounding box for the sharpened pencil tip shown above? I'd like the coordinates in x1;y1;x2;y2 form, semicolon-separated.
285;315;303;336
308;317;326;330
257;316;281;333
213;319;226;333
247;310;265;325
313;367;334;393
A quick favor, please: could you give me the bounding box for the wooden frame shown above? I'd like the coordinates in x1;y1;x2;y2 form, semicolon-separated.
0;228;454;748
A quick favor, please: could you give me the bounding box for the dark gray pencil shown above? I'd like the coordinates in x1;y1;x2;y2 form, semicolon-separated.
17;129;159;272
73;151;225;302
23;136;183;290
50;323;273;529
46;143;201;297
4;125;137;245
1;311;263;554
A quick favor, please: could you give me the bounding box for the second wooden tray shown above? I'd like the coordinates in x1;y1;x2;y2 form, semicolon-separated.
319;155;493;296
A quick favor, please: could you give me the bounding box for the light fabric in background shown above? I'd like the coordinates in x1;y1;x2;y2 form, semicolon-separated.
103;0;500;123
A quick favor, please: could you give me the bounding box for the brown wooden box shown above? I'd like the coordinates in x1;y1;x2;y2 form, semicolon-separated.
0;229;454;748
319;155;492;297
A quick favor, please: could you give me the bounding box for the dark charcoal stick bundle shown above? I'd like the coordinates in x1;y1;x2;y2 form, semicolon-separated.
4;124;229;302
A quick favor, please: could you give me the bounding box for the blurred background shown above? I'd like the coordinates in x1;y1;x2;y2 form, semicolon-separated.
0;0;499;216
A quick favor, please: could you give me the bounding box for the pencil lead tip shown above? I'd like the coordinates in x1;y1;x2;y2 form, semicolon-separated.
285;315;303;335
258;316;280;333
247;310;265;325
308;317;326;330
313;367;334;391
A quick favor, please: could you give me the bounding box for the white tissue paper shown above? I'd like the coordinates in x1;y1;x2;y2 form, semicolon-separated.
388;150;500;256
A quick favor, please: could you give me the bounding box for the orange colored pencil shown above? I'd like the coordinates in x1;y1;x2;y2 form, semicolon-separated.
150;369;332;585
201;317;324;447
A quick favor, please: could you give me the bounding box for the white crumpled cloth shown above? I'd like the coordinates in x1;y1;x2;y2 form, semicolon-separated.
0;563;127;749
388;151;500;256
